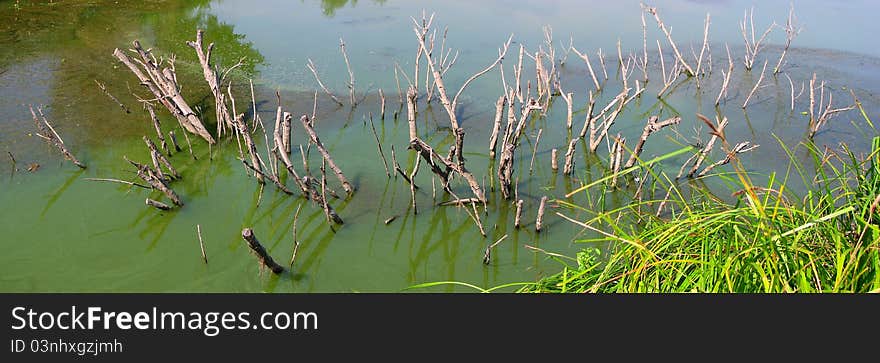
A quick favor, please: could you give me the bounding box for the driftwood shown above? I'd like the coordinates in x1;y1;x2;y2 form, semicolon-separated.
497;96;541;199
514;199;524;228
410;152;421;214
412;13;511;165
379;89;386;119
609;134;626;187
85;178;149;189
742;59;768;109
488;95;506;159
197;224;208;264
563;91;596;175
125;156;182;206
774;5;801;74
339;38;357;107
550;148;558;172
240;158;293;195
282;112;292;154
233;114;263;184
95;80;130;113
145;198;171;211
289;203;303;267
143;136;179;179
624;116;681;168
437;198;483;206
536;196;548;232
482;234;508;265
588;90;628;153
167;131;182;152
528;129;544;175
113;41;214;144
682;114;729;178
808;75;856;139
144;103;169;155
715;44;734;106
697;141;759;177
391;145;417;188
268;117;343;225
29;106;85;169
241;228;284;274
186;29;235;137
572;47;602;91
306;59;345;107
643;4;696;77
368;113;390;177
301;115;353;195
405;87;485;202
740;7;775;71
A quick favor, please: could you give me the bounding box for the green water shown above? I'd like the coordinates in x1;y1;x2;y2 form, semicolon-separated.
1;0;879;292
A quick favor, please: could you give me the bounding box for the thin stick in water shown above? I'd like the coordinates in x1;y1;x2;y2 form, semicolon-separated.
368;113;390;177
197;224;208;264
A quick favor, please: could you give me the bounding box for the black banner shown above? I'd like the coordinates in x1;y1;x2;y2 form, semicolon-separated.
1;293;877;361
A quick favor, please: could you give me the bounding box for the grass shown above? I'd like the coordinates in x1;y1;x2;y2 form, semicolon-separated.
519;119;880;293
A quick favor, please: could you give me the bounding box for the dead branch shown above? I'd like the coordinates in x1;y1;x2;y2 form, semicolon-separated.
497;96;541;199
571;46;602;91
29;106;85;169
624;116;681;168
715;44;734;106
168;130;182;153
301;115;353;195
143;103;169;155
683;114;729;178
514;199;524;229
698;141;759;177
740;7;775;71
143;136;179;179
146;198;172;211
339;38;357;107
411;13;512;164
482;234;508;265
488;95;506;159
368;113;390;177
241;228;284;274
642;3;696;77
113;42;215;144
95;80;130;113
186;29;235;137
125;156;182;206
563;91;595;175
85;178;150;189
808;78;856;139
406;87;485;202
306;59;345;106
536;196;549;232
529;129;543;175
609;134;625;187
742;59;768;109
233;113;264;184
774;5;801;74
197;224;208;264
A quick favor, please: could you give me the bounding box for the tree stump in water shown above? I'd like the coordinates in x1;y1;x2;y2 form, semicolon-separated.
241;228;284;274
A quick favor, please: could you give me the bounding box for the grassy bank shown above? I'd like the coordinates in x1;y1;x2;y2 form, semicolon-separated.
520;117;880;293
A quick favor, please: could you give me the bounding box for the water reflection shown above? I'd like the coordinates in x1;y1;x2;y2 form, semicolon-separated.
319;0;387;17
0;0;265;152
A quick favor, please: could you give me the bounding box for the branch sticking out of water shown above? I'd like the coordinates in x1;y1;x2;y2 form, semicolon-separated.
29;106;85;169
